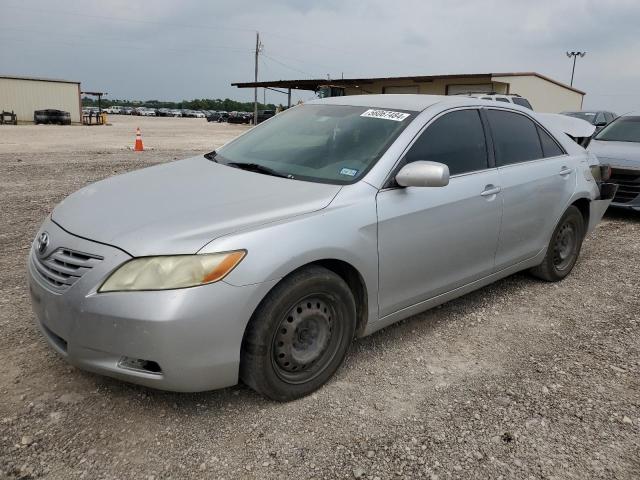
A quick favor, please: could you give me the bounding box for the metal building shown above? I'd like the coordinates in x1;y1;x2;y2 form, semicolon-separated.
0;75;82;124
232;72;585;113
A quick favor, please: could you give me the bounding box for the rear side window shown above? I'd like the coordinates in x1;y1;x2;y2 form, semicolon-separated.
487;110;543;166
405;109;488;175
512;97;533;109
537;126;565;157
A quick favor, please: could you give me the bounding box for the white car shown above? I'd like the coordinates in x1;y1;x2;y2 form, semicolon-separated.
139;108;156;117
463;93;533;110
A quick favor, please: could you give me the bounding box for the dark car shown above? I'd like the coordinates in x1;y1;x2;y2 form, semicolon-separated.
227;111;251;124
258;110;275;123
34;109;71;125
562;111;617;133
206;111;229;123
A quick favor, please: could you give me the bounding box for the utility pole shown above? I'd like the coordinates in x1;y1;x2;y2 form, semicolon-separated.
253;32;262;125
566;51;586;87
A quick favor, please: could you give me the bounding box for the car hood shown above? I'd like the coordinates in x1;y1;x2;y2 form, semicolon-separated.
536;113;596;138
52;156;341;256
588;140;640;169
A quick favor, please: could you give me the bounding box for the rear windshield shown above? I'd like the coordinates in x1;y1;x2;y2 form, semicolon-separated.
216;104;415;184
594;116;640;143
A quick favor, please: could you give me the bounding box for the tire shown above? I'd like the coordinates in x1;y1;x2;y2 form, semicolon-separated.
530;206;585;282
240;265;356;401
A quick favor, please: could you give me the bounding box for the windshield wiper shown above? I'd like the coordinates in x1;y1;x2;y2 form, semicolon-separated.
226;162;293;179
204;150;217;161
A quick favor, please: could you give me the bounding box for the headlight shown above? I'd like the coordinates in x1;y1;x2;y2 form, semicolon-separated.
98;250;246;292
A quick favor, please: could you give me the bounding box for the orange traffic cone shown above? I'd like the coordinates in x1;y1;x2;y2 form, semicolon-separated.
134;127;144;151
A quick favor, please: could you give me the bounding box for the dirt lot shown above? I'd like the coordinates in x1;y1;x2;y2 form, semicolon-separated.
1;117;639;479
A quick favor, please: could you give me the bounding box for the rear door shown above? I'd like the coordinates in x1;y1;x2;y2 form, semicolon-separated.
485;108;575;268
377;108;502;317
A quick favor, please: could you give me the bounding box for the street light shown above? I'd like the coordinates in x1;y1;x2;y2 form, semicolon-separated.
566;51;586;87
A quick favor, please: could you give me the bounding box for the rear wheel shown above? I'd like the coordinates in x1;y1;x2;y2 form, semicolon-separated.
240;266;356;401
530;206;585;282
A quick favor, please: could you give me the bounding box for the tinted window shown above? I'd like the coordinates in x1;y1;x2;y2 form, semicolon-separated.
594;112;606;125
537;126;565;157
495;98;510;103
487;110;543;165
512;97;533;109
405;109;488;175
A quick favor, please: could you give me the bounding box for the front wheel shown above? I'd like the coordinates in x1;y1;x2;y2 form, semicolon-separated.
240;266;356;401
530;205;585;282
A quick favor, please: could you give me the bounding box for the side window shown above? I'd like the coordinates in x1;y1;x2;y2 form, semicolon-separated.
495;97;510;103
512;97;533;109
595;112;606;125
537;126;565;158
487;110;543;166
404;109;488;176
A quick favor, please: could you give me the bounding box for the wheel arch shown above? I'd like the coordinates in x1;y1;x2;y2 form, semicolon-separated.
244;258;370;341
570;197;590;231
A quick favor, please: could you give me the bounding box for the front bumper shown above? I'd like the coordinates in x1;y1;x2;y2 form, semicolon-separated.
27;219;277;392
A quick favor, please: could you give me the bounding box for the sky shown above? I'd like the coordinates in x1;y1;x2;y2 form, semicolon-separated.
1;0;640;112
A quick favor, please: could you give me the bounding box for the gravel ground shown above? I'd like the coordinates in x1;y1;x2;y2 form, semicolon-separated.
1;119;639;479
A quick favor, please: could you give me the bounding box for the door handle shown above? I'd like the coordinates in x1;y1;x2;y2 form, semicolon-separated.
559;166;572;176
481;185;501;197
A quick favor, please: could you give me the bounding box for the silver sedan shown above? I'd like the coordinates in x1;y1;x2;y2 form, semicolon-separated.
28;95;615;400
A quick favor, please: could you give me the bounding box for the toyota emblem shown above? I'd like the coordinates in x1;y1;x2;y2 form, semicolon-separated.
36;232;50;255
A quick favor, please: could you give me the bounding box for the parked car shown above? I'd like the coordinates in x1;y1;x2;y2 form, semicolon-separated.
463;93;533;109
588;112;640;210
168;109;182;117
105;106;122;114
28;95;615;400
136;108;156;117
227;111;251;124
561;110;617;133
206;111;229;123
258;110;276;123
34;109;71;125
121;107;134;115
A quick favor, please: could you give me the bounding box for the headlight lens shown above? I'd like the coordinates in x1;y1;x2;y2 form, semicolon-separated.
99;250;246;292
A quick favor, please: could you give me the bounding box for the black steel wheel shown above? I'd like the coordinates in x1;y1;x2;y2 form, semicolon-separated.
241;266;356;401
530;206;585;282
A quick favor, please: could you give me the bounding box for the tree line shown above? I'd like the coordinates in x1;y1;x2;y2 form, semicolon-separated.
81;97;278;112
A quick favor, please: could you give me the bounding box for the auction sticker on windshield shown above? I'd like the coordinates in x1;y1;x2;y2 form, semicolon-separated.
360;109;410;122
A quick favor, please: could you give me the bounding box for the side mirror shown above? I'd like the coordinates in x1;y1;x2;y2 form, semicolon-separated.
395;161;450;188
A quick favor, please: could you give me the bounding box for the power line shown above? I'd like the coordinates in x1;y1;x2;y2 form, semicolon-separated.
262;53;318;78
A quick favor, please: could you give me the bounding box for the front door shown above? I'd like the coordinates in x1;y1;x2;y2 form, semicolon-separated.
377;108;502;317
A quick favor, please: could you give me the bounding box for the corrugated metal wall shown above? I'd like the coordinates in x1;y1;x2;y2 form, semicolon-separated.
0;78;81;124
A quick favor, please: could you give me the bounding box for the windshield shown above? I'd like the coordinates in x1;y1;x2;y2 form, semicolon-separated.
594;116;640;142
216;104;415;184
563;112;596;124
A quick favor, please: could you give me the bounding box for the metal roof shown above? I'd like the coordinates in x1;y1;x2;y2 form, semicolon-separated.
232;71;585;95
306;94;452;111
0;74;80;85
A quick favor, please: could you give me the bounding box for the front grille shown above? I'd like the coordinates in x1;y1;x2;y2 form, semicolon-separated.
31;247;103;292
610;168;640;204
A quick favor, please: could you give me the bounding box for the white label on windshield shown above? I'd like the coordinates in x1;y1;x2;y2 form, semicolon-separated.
360;109;410;122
